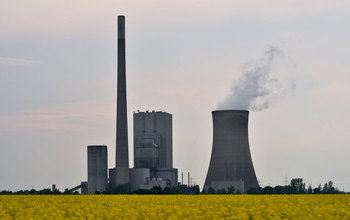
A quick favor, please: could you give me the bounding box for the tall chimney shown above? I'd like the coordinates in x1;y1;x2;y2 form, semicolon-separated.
181;172;183;185
188;172;190;187
115;15;129;189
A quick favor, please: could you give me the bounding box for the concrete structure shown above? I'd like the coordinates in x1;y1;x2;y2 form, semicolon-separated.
115;15;129;188
144;177;167;190
129;168;150;192
133;111;178;189
134;111;172;169
88;145;108;194
211;180;244;193
130;168;168;191
203;110;259;192
108;168;116;186
80;182;88;194
154;168;178;188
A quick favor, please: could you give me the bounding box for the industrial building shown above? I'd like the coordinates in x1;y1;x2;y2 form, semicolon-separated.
130;111;178;191
81;16;178;194
203;110;259;192
80;16;260;195
87;145;108;194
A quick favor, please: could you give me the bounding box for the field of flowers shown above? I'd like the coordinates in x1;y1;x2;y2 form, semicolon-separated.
0;194;349;219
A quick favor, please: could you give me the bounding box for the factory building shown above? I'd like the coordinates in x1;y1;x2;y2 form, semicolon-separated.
203;110;259;192
81;17;179;194
87;145;108;194
130;111;178;191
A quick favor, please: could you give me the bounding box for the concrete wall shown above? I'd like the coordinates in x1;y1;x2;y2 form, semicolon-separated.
203;110;259;192
141;178;167;190
88;145;108;194
129;168;150;192
134;111;173;169
134;137;159;169
153;168;178;188
80;181;88;195
211;180;244;193
129;168;175;191
108;168;116;186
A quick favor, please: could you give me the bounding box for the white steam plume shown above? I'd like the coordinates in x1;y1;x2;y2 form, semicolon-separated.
218;46;294;111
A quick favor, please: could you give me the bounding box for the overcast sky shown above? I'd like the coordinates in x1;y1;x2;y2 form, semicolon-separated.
1;0;350;191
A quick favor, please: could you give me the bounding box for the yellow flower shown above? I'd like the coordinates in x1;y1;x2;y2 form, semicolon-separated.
0;194;349;219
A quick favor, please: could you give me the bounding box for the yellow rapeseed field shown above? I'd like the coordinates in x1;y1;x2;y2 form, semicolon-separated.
0;195;349;219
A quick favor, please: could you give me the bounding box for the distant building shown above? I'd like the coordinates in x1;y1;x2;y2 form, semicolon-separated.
87;145;108;194
132;111;178;190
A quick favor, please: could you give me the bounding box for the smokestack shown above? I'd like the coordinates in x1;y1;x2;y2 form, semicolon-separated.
181;172;183;185
188;172;190;187
115;15;129;189
203;110;258;192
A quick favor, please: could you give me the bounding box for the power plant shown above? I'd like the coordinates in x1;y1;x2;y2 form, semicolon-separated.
79;16;258;194
203;110;259;192
80;16;179;194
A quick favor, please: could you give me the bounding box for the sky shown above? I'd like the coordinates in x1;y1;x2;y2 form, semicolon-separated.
1;0;350;191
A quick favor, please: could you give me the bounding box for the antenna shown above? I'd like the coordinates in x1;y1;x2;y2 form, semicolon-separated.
284;175;289;186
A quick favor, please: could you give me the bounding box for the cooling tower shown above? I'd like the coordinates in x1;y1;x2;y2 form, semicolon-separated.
115;15;129;188
203;110;259;192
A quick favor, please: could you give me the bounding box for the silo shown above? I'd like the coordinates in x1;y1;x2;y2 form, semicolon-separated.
88;145;108;194
203;110;258;192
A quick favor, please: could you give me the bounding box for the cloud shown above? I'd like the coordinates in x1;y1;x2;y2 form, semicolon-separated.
309;80;350;107
218;46;294;111
0;100;114;132
0;57;38;66
0;0;348;38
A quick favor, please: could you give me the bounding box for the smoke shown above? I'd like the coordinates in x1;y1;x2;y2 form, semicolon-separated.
218;46;294;111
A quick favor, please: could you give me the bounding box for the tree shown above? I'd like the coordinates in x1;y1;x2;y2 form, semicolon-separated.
217;189;226;194
150;186;163;194
323;182;328;194
307;185;313;194
207;187;215;194
262;186;274;194
290;178;305;193
227;186;235;194
313;184;322;194
327;181;335;194
191;185;200;194
163;187;172;194
274;185;287;194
